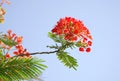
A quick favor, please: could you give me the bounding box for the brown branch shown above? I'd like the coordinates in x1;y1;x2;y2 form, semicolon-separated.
13;50;59;58
26;42;72;56
15;42;72;57
30;50;58;55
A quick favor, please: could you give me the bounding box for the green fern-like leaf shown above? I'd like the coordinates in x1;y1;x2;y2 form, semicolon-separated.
0;37;17;46
0;57;47;81
0;48;3;58
57;51;78;70
48;32;59;42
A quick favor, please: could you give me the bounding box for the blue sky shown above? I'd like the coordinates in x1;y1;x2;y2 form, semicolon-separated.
1;0;120;81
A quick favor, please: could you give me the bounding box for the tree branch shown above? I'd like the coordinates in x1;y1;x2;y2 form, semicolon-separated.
13;50;58;58
15;42;73;57
30;50;58;55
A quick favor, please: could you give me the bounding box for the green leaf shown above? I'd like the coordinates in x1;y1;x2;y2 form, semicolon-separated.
0;57;47;81
47;44;59;49
57;51;78;70
0;48;3;58
67;42;75;49
75;42;82;47
48;32;61;43
0;37;17;46
59;35;66;44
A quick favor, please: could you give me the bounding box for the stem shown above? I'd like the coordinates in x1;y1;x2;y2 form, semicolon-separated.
15;41;73;57
30;50;58;55
14;50;59;57
29;42;73;55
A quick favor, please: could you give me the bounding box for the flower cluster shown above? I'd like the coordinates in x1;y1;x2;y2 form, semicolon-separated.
78;38;92;52
0;30;31;58
51;17;92;52
0;0;10;23
0;7;6;23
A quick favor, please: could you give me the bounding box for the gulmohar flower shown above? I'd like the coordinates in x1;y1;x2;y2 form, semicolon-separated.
51;17;93;53
0;30;31;58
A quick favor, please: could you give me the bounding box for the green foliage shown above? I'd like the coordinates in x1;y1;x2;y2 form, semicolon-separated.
48;32;66;43
48;32;78;70
0;57;47;81
0;48;4;59
75;42;82;47
48;32;60;43
47;44;59;49
57;51;78;70
0;36;17;46
62;41;75;49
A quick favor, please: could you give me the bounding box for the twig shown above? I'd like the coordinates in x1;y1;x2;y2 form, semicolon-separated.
15;42;72;57
30;50;58;55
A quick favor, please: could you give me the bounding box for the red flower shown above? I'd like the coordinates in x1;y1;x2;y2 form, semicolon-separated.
83;38;87;42
79;47;84;52
88;41;92;46
86;48;91;52
51;17;93;53
7;30;12;35
72;36;77;41
16;36;23;44
64;29;69;34
14;45;30;56
51;17;92;42
13;51;19;55
74;30;78;34
5;53;10;58
0;30;31;58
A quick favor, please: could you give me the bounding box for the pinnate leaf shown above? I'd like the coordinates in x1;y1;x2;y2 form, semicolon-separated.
57;51;78;70
0;57;47;81
0;37;17;46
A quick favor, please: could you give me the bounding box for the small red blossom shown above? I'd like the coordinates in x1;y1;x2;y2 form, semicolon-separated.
77;39;92;53
72;36;77;41
5;53;10;58
16;36;23;44
86;47;91;52
14;45;30;57
74;30;78;34
79;47;84;52
64;29;69;34
83;38;87;42
11;33;16;38
13;51;19;55
88;41;92;46
7;29;12;35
